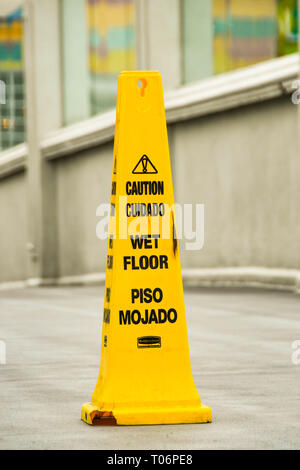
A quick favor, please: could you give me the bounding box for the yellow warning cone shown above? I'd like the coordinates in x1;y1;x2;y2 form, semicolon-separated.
81;71;212;426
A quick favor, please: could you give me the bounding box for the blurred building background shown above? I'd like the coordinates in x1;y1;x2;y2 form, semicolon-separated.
0;0;299;291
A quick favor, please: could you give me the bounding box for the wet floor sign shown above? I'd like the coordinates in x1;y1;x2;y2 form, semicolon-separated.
81;71;212;426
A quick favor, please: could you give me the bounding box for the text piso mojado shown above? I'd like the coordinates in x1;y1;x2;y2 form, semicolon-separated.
107;454;193;466
96;199;204;251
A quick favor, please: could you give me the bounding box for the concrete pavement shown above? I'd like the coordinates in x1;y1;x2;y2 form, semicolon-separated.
0;285;299;449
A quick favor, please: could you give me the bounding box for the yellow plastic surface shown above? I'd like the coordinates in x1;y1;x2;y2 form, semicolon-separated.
81;71;212;426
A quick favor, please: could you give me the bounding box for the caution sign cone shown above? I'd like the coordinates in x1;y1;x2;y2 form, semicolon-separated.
81;71;212;425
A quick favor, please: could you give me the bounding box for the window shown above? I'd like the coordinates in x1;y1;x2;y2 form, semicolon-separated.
62;0;136;125
182;0;298;84
0;8;26;151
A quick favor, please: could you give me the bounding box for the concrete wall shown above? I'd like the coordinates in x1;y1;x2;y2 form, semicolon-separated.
0;172;27;283
0;95;299;284
174;96;300;270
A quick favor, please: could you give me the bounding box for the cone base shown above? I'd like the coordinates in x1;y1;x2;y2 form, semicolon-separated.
81;401;212;426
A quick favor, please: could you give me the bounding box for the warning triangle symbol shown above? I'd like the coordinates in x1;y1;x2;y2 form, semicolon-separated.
132;154;158;174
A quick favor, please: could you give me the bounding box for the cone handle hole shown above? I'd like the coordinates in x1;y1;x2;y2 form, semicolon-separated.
137;78;147;97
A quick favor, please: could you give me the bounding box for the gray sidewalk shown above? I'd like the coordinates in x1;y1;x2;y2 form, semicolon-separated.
0;285;299;450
